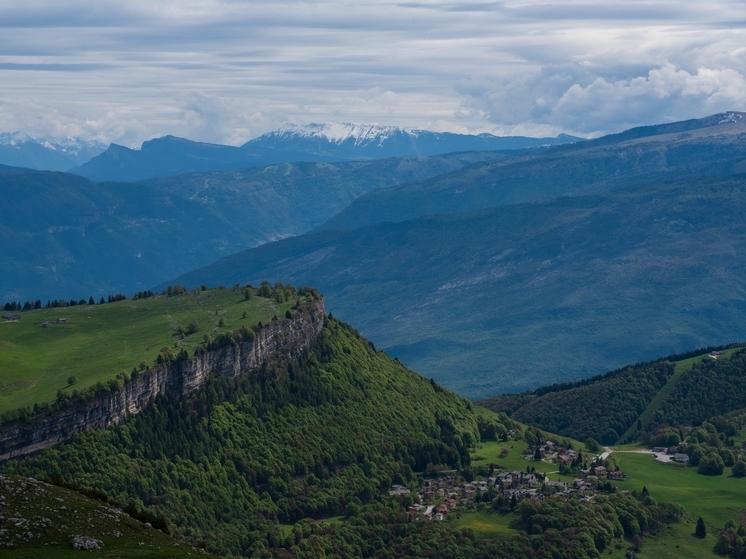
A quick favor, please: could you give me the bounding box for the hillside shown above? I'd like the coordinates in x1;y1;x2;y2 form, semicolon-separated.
0;473;203;557
73;126;573;182
318;111;746;232
164;174;746;398
480;344;746;445
1;315;480;557
132;152;501;245
3;308;746;557
0;153;493;302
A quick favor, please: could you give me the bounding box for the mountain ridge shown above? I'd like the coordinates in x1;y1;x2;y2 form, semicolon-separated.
73;124;578;182
162;174;746;398
317;111;746;232
0;133;106;172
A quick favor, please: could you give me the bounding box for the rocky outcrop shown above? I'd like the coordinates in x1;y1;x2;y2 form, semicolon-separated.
0;297;324;462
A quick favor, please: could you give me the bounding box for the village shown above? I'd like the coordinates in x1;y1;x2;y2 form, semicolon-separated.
390;440;625;522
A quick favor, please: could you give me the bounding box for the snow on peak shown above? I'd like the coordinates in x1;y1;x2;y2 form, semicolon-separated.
269;122;420;145
718;112;744;125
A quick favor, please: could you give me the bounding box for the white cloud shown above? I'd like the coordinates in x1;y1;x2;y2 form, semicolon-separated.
0;1;745;144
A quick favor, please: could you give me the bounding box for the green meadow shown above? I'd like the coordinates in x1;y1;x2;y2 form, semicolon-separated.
610;450;746;533
0;288;294;415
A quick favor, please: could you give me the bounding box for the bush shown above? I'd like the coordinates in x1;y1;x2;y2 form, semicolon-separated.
732;461;746;477
719;448;735;467
698;452;725;476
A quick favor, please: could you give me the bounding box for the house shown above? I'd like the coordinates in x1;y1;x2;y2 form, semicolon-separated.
608;470;624;479
389;484;411;496
672;453;690;463
2;313;21;321
593;466;607;476
41;321;51;328
557;455;572;464
651;447;668;454
57;318;69;324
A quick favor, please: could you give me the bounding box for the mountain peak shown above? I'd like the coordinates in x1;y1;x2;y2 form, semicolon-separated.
261;122;421;146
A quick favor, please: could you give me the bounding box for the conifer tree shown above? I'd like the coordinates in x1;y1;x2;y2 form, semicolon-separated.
695;517;706;538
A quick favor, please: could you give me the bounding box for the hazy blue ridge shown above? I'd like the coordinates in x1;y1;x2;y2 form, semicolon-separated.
316;111;746;232
0;134;106;171
72;126;577;182
0;153;500;302
162;175;746;399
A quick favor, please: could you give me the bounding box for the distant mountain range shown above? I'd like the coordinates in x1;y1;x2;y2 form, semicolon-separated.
72;124;580;182
0;134;106;172
0;151;501;302
319;112;746;231
4;112;746;399
164;112;746;398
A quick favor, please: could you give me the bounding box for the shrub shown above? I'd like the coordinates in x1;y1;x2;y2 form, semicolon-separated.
698;452;725;476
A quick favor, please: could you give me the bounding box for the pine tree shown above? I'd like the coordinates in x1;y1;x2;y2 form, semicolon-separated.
695;517;706;538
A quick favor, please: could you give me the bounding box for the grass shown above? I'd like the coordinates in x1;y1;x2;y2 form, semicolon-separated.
452;510;516;537
0;288;293;415
616;346;744;444
610;452;746;529
0;474;205;558
602;522;721;559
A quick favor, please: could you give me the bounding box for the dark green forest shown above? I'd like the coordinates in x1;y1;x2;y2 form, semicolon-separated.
482;347;746;446
480;361;676;444
656;349;746;427
247;492;677;559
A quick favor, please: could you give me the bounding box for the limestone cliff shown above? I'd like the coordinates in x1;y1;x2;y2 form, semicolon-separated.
0;297;324;461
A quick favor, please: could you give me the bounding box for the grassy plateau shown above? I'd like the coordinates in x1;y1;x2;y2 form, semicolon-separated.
0;288;293;415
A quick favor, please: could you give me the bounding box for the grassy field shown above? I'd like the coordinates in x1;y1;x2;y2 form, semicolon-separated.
616;346;744;444
602;448;746;557
452;510;516;537
610;451;746;531
0;288;293;415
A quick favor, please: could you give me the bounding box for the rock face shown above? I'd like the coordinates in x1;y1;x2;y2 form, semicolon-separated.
70;535;103;550
0;297;325;462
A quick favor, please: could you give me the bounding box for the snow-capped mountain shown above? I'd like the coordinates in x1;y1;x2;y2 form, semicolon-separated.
73;123;580;182
0;133;107;171
246;122;577;159
265;123;419;145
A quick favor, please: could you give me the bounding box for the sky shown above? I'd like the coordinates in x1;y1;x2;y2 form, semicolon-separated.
1;0;745;146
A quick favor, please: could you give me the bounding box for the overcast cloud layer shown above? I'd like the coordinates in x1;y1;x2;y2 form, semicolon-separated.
1;0;745;145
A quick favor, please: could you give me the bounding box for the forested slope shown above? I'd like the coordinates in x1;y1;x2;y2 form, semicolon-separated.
656;349;746;427
483;346;746;444
480;361;676;444
2;317;478;556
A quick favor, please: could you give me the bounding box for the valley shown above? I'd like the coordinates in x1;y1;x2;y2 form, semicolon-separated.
1;288;746;557
167;174;746;397
2;113;746;558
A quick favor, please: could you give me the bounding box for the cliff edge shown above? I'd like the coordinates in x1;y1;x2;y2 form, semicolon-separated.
0;296;325;461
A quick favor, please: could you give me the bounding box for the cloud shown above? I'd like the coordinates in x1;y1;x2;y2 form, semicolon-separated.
0;1;745;144
460;62;746;136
